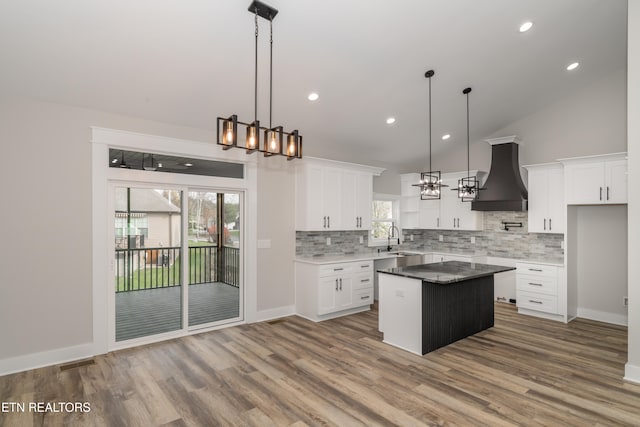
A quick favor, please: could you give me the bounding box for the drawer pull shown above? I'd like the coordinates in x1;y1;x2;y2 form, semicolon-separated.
361;279;370;283
529;300;543;304
333;268;344;271
360;295;370;300
528;268;543;272
528;282;542;286
361;264;370;268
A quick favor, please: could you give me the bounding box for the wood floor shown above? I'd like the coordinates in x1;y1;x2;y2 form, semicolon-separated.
2;303;640;426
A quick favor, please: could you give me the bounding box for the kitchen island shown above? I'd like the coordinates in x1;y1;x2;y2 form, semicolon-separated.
378;261;515;355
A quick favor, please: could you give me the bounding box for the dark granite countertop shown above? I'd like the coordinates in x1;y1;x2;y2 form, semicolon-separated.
378;261;516;284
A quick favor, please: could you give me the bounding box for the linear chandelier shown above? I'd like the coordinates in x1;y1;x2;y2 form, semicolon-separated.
216;1;302;160
413;70;447;200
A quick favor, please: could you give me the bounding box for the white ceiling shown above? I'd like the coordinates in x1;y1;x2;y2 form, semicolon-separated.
0;0;627;171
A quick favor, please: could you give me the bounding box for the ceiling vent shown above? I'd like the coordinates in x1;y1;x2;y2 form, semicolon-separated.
471;136;528;211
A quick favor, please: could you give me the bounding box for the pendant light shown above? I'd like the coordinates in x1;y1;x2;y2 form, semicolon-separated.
457;87;480;201
216;1;302;160
412;70;447;200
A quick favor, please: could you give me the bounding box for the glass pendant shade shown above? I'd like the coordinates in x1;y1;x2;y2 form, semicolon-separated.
286;130;302;160
245;121;259;151
263;127;283;156
217;115;238;150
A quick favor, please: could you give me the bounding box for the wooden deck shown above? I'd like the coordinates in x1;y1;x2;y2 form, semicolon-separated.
115;282;240;341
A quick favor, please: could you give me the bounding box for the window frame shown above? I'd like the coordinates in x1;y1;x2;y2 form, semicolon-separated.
369;192;402;247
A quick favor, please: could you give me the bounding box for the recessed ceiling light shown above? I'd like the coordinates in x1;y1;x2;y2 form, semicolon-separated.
307;92;319;101
386;117;396;125
566;62;580;71
519;21;533;32
442;134;451;140
184;163;193;167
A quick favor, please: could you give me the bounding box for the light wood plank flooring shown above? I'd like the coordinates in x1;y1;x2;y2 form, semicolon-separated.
2;303;640;426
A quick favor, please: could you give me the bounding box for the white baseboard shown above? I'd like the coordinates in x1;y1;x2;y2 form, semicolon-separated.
577;308;628;326
253;305;296;323
0;343;95;377
624;363;640;384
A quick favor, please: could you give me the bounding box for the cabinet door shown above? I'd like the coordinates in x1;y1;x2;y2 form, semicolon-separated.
302;164;325;230
318;276;339;315
546;167;564;233
323;168;343;229
419;199;441;229
457;200;483;230
336;276;353;310
356;173;373;229
341;170;358;230
565;163;605;204
527;168;548;233
439;178;458;230
605;160;627;203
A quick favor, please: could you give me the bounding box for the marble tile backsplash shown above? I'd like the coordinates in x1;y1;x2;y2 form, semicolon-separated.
296;211;564;263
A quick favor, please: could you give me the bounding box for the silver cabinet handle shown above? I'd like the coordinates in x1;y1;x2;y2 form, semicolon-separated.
437;217;440;228
335;279;338;291
333;267;343;271
361;278;370;283
328;216;330;228
360;295;370;300
339;278;342;291
529;268;543;272
361;264;370;268
528;282;543;286
323;216;327;228
549;218;552;230
453;218;456;228
607;186;610;201
457;218;460;228
544;218;546;230
529;300;543;304
600;187;603;201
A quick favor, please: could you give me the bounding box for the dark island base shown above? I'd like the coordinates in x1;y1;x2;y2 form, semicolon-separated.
421;275;494;354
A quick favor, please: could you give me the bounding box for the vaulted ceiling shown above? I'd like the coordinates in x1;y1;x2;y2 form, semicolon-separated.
0;0;627;171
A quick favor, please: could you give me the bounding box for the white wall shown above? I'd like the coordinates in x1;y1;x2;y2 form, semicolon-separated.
256;156;296;316
626;0;640;383
373;168;402;195
0;96;294;364
574;205;628;325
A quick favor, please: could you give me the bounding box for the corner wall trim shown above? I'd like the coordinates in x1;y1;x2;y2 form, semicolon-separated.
0;343;94;377
624;363;640;384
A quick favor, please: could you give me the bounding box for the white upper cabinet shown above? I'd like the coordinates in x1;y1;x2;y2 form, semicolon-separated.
525;163;564;233
295;158;384;231
561;153;627;205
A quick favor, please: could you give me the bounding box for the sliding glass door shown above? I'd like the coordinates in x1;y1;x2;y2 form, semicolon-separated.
113;186;242;344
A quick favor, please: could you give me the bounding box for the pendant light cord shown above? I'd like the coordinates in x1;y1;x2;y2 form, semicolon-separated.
254;8;258;126
428;74;432;173
466;89;470;179
269;15;273;128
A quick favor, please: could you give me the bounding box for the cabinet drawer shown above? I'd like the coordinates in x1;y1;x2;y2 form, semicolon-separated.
353;261;373;272
516;263;557;278
354;288;373;306
353;272;374;290
517;291;557;314
516;275;557;296
319;264;353;277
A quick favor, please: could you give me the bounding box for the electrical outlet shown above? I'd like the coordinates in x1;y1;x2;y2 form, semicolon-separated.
326;237;331;245
410;234;414;241
470;236;476;244
624;296;629;307
439;235;443;242
359;235;363;244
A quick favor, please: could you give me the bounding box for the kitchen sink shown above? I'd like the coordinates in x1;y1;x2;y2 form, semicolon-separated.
394;253;425;268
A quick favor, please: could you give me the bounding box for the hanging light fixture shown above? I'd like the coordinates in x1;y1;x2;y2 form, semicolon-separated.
457;87;480;201
413;70;447;200
216;1;302;160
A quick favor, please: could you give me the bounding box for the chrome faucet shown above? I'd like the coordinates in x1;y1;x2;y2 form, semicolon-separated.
387;224;401;252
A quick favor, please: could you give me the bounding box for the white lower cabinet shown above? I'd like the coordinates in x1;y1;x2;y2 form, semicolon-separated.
516;262;566;322
296;260;374;321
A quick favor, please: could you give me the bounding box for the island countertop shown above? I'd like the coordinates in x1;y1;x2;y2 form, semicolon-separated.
378;260;515;284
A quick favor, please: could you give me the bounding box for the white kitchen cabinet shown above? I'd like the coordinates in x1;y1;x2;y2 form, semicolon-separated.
516;262;566;322
437;173;484;231
562;154;627;205
525;163;564;233
296;158;384;231
296;260;374;321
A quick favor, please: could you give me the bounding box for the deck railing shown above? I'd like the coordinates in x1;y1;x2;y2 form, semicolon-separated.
115;245;240;292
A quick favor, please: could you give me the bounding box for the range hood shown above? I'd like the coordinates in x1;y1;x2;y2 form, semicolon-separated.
471;136;528;211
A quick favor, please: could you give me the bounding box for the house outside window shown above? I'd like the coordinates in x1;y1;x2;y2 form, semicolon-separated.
370;193;401;247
